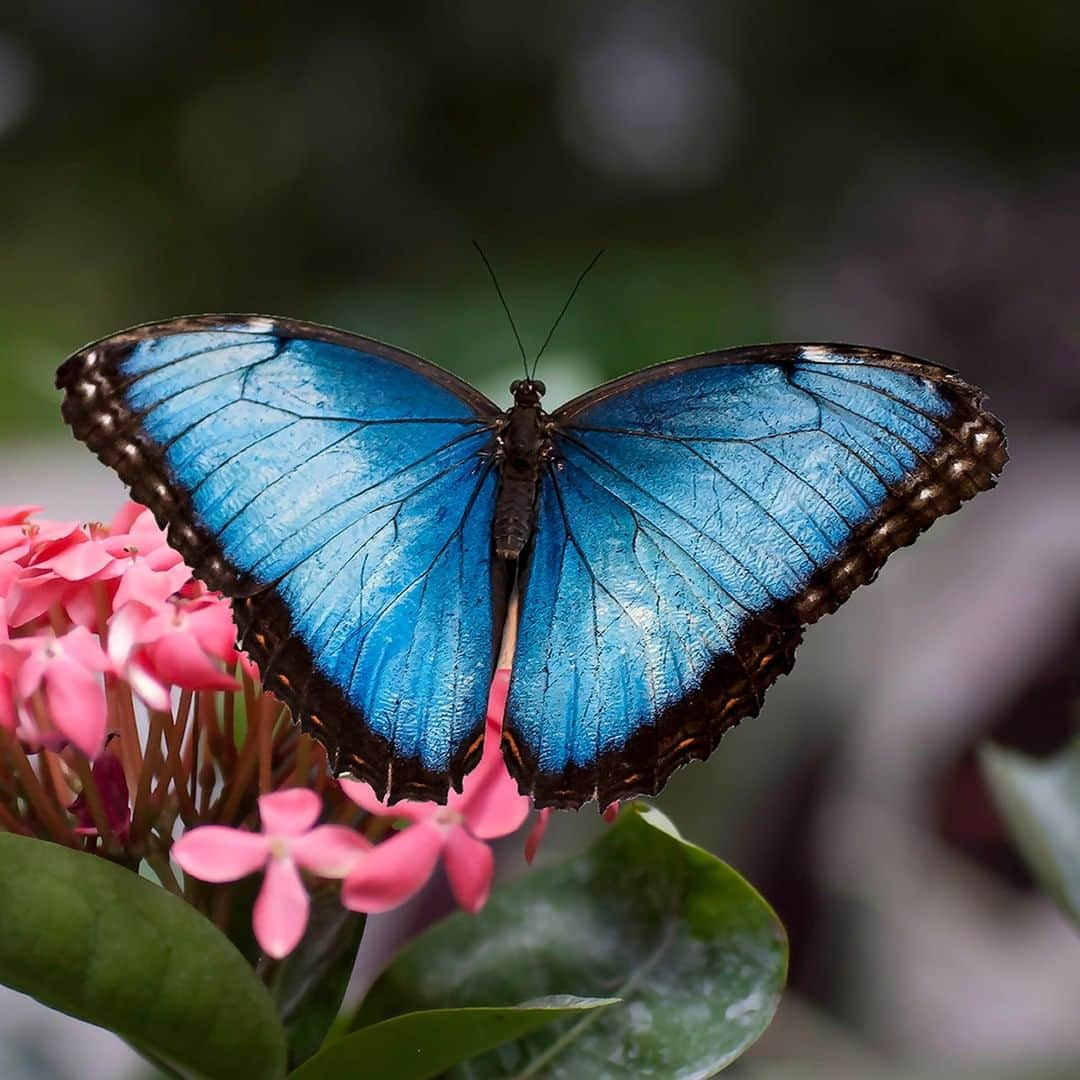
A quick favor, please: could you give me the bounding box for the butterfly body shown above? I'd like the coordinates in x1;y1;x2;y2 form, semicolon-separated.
493;378;550;560
57;317;1006;809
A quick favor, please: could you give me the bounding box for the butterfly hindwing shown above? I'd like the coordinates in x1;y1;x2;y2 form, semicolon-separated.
57;316;504;802
504;344;1007;808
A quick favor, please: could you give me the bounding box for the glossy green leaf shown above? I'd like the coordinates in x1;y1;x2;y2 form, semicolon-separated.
269;891;365;1068
353;804;787;1078
0;834;286;1079
293;997;618;1080
980;738;1080;927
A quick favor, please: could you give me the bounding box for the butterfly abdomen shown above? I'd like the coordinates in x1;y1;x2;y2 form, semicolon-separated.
493;400;547;559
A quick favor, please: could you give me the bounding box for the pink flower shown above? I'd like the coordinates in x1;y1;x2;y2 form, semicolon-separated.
112;558;191;612
0;626;112;756
173;789;370;958
340;669;531;914
1;504;191;630
108;594;239;710
104;504;184;572
0;514;80;566
1;518;93;626
9;535;130;628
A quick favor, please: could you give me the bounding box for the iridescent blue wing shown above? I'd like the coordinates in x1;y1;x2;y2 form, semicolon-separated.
505;344;1007;808
57;316;504;802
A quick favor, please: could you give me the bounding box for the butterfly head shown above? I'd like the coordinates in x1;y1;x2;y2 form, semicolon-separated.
510;378;546;407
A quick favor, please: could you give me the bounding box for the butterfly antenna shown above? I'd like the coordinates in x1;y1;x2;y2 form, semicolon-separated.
473;241;530;379
532;249;604;378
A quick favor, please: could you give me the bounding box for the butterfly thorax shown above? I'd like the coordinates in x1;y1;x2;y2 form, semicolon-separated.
493;379;550;560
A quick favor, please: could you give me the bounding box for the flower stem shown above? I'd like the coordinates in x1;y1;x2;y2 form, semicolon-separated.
41;750;74;809
113;682;143;779
223;671;237;754
143;848;183;897
0;732;73;846
258;697;272;794
156;692;197;826
290;735;311;788
217;707;260;825
130;708;168;843
210;883;234;931
0;798;30;834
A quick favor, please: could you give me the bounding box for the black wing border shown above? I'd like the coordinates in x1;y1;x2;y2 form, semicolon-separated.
57;313;505;803
505;342;1008;809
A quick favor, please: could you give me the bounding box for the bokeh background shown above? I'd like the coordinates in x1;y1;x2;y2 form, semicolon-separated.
1;2;1077;1076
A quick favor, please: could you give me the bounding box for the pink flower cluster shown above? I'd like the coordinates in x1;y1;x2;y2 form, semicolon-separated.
0;502;239;757
0;502;548;961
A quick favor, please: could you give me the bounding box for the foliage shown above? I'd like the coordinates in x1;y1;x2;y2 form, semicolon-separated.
353;805;787;1078
981;738;1080;929
0;833;287;1079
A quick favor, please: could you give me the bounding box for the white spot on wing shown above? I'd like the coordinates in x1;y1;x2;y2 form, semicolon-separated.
800;345;832;363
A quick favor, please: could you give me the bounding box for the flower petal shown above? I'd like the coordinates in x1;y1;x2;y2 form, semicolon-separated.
60;625;111;672
63;583;106;629
45;660;107;758
126;657;172;712
173;827;269;882
108;501;145;535
113;560;190;611
147;632;238;692
340;823;443;914
291;825;371;878
0;561;19;600
486;668;510;730
40;541;117;582
107;603;149;667
443;827;495;913
254;858;309;959
0;505;42;527
186;603;240;661
0;673;15;733
453;669;530;839
258;788;321;836
5;578;71;627
339;778;433;823
454;740;530;840
524;808;551;865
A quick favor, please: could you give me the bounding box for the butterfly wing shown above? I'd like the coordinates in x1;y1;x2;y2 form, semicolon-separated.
57;315;505;802
504;344;1007;808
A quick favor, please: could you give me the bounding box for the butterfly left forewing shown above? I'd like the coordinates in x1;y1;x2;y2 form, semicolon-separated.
58;315;504;803
504;343;1006;809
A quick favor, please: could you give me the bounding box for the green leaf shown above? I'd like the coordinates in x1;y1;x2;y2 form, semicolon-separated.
293;997;618;1080
353;803;787;1078
0;834;287;1079
268;891;366;1068
980;738;1080;927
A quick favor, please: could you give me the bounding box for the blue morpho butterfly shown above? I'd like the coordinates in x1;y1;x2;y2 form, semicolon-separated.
56;301;1007;809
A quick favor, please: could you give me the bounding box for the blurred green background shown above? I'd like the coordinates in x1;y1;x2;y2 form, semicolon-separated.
1;2;1078;1077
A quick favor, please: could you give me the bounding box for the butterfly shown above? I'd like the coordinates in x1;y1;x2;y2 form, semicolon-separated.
56;315;1007;809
